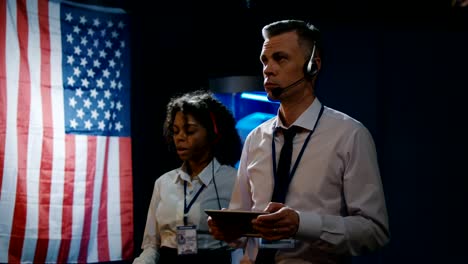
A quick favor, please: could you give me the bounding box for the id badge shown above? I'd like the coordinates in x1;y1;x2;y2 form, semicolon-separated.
259;238;296;249
176;225;198;255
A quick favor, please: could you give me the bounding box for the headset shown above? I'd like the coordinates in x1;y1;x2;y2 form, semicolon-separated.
304;43;318;79
209;111;220;144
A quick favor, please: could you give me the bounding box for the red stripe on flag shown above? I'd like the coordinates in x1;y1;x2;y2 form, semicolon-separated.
119;137;134;260
78;136;97;263
34;0;53;262
0;0;7;197
9;0;30;262
57;135;76;263
98;137;110;261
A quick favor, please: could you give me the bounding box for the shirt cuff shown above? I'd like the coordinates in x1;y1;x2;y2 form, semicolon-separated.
295;211;322;240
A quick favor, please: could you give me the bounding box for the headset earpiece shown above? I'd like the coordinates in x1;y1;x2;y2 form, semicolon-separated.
304;43;318;79
209;112;220;144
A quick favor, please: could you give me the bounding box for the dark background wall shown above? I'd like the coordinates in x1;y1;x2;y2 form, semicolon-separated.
75;0;467;262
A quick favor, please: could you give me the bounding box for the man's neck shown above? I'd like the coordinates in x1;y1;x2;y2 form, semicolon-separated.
279;94;315;127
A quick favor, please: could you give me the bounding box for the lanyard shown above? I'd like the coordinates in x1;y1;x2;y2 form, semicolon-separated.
183;181;205;225
271;104;324;199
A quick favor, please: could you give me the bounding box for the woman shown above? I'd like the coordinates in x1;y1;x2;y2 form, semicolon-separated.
133;89;243;264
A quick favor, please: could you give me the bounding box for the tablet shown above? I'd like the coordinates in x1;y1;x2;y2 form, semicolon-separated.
205;209;267;237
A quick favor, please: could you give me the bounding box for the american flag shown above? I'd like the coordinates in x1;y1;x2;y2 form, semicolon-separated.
0;0;134;263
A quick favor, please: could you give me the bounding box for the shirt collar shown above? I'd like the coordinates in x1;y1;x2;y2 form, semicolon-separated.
174;158;221;186
273;98;323;132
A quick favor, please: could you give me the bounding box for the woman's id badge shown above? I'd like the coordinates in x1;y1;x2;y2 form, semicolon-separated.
176;225;197;255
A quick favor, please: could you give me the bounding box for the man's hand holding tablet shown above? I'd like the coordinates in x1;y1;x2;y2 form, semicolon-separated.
205;209;267;240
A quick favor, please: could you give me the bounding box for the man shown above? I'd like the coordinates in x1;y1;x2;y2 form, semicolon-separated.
208;19;390;264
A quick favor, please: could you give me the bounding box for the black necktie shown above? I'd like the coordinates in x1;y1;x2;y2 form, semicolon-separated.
271;126;297;203
256;127;298;264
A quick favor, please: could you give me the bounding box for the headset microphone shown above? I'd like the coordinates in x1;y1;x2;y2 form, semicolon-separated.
270;77;305;97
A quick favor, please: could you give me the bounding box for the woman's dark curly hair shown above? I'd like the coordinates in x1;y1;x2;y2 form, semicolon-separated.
163;89;242;166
